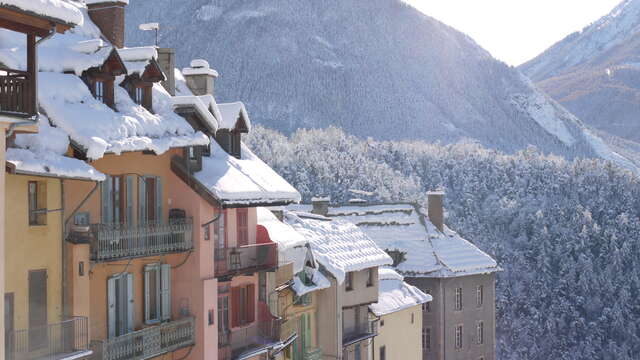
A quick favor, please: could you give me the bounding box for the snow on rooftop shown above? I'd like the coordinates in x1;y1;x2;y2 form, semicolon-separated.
284;211;392;284
84;0;128;4
257;207;307;273
118;46;157;62
172;95;219;132
38;72;208;160
218;102;250;130
369;268;432;316
292;266;331;296
6;116;105;181
0;0;83;26
290;203;499;278
194;141;301;206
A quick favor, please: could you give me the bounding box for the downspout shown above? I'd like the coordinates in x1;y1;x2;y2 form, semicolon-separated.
441;280;445;360
61;179;68;320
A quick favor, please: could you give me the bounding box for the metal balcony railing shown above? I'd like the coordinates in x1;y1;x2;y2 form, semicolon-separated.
7;316;90;360
218;318;281;359
88;218;193;261
214;242;278;278
0;69;34;117
93;317;195;360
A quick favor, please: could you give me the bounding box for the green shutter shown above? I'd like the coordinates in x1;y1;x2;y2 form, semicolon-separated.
161;264;171;321
107;276;116;338
138;177;147;224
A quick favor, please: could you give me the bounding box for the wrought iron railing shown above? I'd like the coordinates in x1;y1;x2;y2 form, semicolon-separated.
0;68;34;117
88;218;193;261
214;242;278;278
217;318;281;359
7;316;89;360
93;317;195;360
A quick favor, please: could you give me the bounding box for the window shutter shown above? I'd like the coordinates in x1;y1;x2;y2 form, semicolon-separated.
107;276;116;338
126;175;134;224
305;313;312;347
216;212;225;248
126;273;134;332
161;264;171;321
247;284;255;323
102;176;113;224
155;177;163;224
138;177;147;224
231;287;240;328
144;265;151;323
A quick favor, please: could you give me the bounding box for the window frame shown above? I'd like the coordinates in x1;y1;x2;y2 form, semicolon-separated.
379;345;386;360
477;321;484;345
144;263;171;325
28;181;46;226
236;208;249;247
423;327;431;352
455;287;463;311
476;285;484;308
455;324;463;349
345;272;354;291
366;268;374;287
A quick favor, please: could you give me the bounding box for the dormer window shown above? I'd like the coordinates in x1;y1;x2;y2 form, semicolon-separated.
88;76;115;108
95;80;105;103
134;87;144;105
126;83;152;112
83;49;126;110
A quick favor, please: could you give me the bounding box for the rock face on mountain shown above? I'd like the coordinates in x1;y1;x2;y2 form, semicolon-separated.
126;0;632;166
521;0;640;143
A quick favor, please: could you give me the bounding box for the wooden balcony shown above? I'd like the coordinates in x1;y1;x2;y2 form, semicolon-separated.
214;243;278;279
0;68;35;118
81;218;193;262
92;317;195;360
7;317;91;360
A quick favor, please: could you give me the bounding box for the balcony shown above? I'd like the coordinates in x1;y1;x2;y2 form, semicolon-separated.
78;218;193;261
214;242;278;278
92;317;195;360
7;317;90;360
343;321;377;347
218;319;281;360
0;69;35;118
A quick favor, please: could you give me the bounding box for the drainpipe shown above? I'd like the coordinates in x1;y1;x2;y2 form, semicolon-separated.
61;179;67;320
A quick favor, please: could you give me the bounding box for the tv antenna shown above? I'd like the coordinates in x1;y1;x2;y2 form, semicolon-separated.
139;22;160;46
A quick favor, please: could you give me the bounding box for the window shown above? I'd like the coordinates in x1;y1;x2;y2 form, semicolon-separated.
217;295;229;331
379;346;386;360
380;319;384;327
102;175;134;225
345;272;354;291
259;272;267;302
423;289;431;312
411;313;415;324
455;324;463;349
455;287;463;311
138;176;163;224
237;208;249;247
95;80;105;103
134;87;144;105
423;327;431;352
477;285;484;307
214;212;226;260
354;344;361;360
477;321;484;345
74;212;90;226
108;273;133;337
28;181;46;225
144;263;171;324
230;132;241;158
208;309;214;326
366;268;374;287
294;272;312;306
204;224;210;241
231;284;255;327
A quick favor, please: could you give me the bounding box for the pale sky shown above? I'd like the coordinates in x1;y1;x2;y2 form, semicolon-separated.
405;0;622;66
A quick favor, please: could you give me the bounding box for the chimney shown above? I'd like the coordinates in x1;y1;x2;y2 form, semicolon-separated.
311;196;330;217
182;59;218;96
86;0;128;48
156;48;176;95
427;191;444;232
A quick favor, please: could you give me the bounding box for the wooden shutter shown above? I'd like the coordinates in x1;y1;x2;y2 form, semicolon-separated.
231;287;240;328
247;284;255;323
161;264;171;321
102;176;113;224
155;177;163;224
216;212;225;248
126;175;134;224
138;177;147;224
144;265;152;323
126;273;134;332
107;276;116;338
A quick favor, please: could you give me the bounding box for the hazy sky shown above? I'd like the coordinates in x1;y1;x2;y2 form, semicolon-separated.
405;0;621;65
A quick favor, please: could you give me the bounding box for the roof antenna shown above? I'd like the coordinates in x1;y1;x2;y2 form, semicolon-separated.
139;22;160;47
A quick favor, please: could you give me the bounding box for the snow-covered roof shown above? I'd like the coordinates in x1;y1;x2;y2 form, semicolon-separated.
257;207;307;273
292;266;331;296
84;0;128;5
0;0;83;26
6;116;105;181
284;211;392;284
218;102;251;131
182;59;218;77
172;95;219;133
288;203;499;278
369;268;432;317
0;5;210;161
194;141;301;206
118;46;158;77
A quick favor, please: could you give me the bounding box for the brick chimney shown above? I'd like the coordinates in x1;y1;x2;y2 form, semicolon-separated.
427;191;444;232
182;59;218;96
156;48;176;95
311;196;330;217
86;0;128;48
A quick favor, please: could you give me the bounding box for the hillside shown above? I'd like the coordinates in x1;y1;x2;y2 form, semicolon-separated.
521;0;640;143
125;0;633;167
246;125;640;360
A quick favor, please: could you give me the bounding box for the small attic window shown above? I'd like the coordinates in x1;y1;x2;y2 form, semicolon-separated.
87;75;115;108
95;81;105;102
126;82;153;112
134;87;144;105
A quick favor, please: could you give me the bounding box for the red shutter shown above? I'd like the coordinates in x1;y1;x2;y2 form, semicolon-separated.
231;287;240;328
247;284;256;323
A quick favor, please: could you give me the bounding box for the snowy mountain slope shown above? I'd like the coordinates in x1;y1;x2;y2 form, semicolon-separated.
520;0;640;144
126;0;633;168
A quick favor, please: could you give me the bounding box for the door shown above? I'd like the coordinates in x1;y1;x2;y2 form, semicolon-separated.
28;270;47;350
108;273;133;337
5;293;14;359
217;295;229;346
